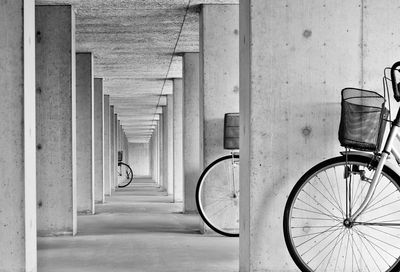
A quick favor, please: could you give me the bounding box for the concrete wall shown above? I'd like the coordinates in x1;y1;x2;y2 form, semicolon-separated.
109;106;115;194
76;53;94;214
199;4;239;232
151;123;160;184
36;5;77;236
238;1;400;270
173;79;184;202
183;53;202;213
159;114;164;188
162;107;169;192
113;114;118;189
167;95;174;195
200;4;239;166
94;78;104;203
103;95;111;196
0;1;36;270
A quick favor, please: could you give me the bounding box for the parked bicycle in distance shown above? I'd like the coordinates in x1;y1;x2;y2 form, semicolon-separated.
117;151;134;188
283;62;400;271
196;113;240;237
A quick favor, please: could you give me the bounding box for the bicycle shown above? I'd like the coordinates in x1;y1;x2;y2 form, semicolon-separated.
117;161;134;188
283;62;400;272
195;113;240;237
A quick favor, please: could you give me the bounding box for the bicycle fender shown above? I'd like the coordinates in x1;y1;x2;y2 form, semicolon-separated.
340;151;400;178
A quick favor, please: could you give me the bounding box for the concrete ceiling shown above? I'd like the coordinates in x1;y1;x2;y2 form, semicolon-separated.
36;0;238;143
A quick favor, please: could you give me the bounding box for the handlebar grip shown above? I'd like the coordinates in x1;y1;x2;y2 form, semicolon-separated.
390;61;400;102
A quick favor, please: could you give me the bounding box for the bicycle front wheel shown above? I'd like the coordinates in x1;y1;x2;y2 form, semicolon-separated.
196;154;239;237
117;162;133;188
283;154;400;272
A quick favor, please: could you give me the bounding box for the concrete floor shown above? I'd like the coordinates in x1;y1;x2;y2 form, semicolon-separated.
38;178;239;272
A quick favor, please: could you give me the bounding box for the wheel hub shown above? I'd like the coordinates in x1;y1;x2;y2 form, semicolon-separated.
343;218;354;228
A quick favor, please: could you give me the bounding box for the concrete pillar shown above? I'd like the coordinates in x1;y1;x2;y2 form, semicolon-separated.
153;123;160;185
183;53;202;213
162;107;169;192
113;114;118;189
117;120;121;154
200;4;239;166
104;95;111;196
173;79;184;202
124;134;129;163
36;5;77;236
116;120;120;157
150;133;153;178
159;113;164;189
237;1;400;270
76;53;94;214
109;106;115;195
151;123;160;184
94;78;104;203
199;4;239;232
0;1;36;270
167;95;174;196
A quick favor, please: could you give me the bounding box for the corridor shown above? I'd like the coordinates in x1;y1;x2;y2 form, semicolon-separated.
4;1;400;271
37;179;239;272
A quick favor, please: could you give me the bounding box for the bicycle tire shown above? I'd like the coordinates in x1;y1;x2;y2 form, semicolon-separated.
117;162;134;188
196;154;239;237
283;154;400;272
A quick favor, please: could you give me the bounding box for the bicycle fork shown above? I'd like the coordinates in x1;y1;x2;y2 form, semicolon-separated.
349;125;400;222
230;152;239;198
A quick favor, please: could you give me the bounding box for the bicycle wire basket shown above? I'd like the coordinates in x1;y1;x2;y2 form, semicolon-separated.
338;88;389;152
224;113;239;150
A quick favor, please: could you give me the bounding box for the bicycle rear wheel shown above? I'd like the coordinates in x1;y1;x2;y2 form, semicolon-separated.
117;162;133;188
196;154;239;237
283;154;400;272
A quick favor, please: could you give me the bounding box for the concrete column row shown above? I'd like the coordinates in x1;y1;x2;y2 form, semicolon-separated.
0;1;36;270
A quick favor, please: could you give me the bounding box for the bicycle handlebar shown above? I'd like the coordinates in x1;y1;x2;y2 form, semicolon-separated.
391;61;400;102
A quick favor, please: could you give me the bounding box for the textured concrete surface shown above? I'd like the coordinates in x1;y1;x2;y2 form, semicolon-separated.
200;4;239;166
35;0;238;143
38;179;238;272
128;143;151;176
158;114;165;188
167;95;174;196
36;5;77;236
183;53;202;213
103;95;111;196
238;1;400;271
76;53;95;214
0;1;36;270
113;114;118;189
173;79;184;202
94;78;104;204
109;106;115;195
162;107;170;193
150;124;157;184
199;4;239;232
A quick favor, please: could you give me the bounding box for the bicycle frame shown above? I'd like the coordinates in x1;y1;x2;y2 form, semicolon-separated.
351;124;400;221
351;62;400;222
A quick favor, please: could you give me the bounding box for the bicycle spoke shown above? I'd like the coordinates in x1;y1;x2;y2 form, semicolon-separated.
313;229;347;270
364;189;400;213
350;230;371;272
284;156;400;271
295;197;342;222
364;198;400;215
295;223;342;249
318;172;345;217
355;227;395;268
353;228;382;271
365;210;400;223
